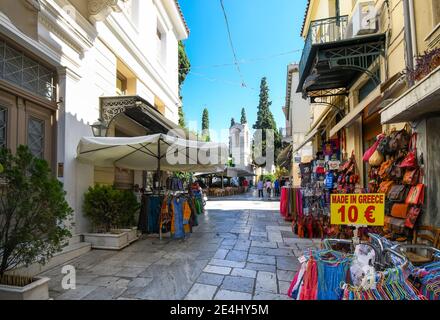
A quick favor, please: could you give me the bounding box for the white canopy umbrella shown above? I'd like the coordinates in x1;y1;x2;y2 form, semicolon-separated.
77;134;228;174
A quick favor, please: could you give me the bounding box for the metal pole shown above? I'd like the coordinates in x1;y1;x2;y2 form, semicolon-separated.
157;138;161;191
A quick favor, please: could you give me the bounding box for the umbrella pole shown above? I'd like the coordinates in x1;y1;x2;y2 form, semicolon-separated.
157;139;161;191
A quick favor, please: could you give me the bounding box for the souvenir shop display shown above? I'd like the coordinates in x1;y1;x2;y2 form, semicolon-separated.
166;176;185;191
138;181;204;239
287;233;440;300
363;129;426;242
409;260;440;300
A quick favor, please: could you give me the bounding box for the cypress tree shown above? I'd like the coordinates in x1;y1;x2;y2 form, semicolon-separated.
202;108;210;142
252;77;281;165
240;108;247;124
230;117;236;128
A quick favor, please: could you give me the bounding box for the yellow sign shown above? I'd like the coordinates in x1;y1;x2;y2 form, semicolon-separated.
330;194;385;226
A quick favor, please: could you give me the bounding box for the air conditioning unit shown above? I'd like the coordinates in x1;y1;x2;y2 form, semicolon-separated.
347;1;378;38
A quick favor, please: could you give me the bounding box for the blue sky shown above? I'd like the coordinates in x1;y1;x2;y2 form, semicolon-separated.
179;0;308;143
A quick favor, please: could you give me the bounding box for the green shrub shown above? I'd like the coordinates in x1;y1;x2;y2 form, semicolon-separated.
114;190;140;228
0;146;73;279
83;185;140;232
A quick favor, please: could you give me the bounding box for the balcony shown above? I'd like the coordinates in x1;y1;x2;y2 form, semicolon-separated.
297;15;385;98
99;95;180;135
299;16;349;79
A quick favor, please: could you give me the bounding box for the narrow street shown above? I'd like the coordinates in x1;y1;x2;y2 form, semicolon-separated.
42;192;321;300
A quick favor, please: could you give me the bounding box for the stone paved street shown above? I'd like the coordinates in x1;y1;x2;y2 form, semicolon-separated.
41;192;321;300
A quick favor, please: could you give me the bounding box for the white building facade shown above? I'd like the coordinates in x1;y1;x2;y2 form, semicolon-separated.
0;0;188;258
283;64;313;185
229;122;251;169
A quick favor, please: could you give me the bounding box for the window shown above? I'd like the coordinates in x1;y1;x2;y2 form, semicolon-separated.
116;73;127;96
156;20;166;65
28;117;44;159
0;40;55;101
0;107;6;148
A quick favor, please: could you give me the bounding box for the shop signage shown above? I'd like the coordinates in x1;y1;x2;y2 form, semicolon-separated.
330;194;385;226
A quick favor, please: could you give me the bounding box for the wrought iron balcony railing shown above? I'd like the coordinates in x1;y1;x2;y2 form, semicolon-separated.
299;16;349;81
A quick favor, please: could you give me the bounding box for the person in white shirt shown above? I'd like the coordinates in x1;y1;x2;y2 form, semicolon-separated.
265;180;272;198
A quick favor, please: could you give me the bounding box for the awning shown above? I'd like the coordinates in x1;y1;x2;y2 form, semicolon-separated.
381;66;440;124
277;144;293;169
194;167;256;178
77;134;228;173
329;87;382;137
291;107;332;155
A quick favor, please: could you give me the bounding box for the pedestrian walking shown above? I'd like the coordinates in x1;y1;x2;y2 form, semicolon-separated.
274;179;280;197
265;180;272;198
257;180;264;198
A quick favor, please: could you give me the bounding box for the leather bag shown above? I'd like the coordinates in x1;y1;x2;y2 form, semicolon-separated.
391;203;410;219
403;168;420;186
406;184;425;205
363;134;385;162
377;136;391;156
388;185;408;202
379;160;393;179
384;216;406;234
389;129;410;153
405;206;422;229
388;163;404;181
369;150;384;167
378;180;395;195
400;133;418;168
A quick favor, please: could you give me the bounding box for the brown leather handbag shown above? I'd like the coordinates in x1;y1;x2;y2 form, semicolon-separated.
379;160;393;179
388;185;408;202
403;168;420;185
391;203;410;219
378;180;395;195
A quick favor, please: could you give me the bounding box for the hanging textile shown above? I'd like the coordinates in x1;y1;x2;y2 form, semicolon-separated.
289;250;352;300
171;197;185;239
147;195;162;234
138;194;163;234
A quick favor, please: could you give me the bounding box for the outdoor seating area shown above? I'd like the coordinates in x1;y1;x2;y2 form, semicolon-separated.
206;186;248;197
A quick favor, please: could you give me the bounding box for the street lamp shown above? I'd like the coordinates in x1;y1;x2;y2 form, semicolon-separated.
91;118;108;137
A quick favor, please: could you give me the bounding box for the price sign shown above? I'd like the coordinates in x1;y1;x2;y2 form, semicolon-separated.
330;194;385;226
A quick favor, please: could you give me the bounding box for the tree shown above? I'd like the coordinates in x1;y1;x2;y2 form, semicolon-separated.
240;108;247;124
230;117;236;128
178;41;191;91
0;146;73;280
202;108;210;142
178;41;191;129
252;77;282;166
178;106;186;128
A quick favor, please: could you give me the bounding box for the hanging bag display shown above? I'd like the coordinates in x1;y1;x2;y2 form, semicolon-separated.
400;133;418;168
404;206;422;229
389;129;411;153
369;150;384;167
379;160;393;179
405;184;425;205
377;135;391;156
378;180;395;195
390;203;410;219
403;168;420;186
388;185;408;202
363;134;385;163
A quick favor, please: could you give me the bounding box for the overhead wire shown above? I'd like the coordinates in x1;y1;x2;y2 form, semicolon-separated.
219;0;247;88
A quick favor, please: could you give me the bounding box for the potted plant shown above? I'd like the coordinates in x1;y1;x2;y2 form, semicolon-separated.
112;190;140;244
83;185;139;250
0;146;73;300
